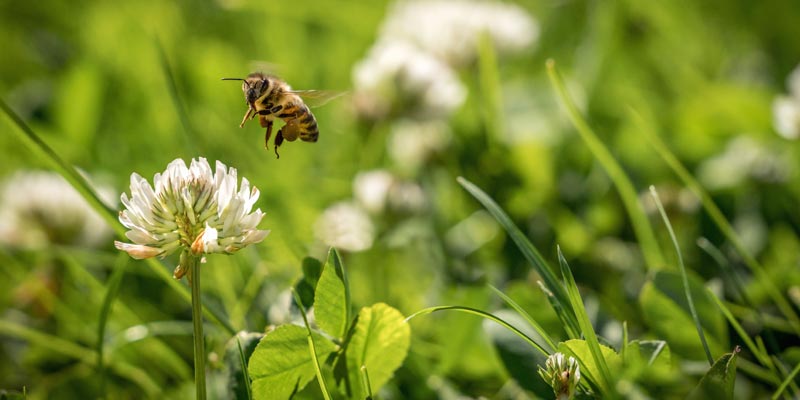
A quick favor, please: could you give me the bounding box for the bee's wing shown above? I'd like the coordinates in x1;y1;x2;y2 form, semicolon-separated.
247;60;283;75
287;90;347;108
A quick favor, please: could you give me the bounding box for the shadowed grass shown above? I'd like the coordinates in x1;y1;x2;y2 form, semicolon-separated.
546;59;664;271
630;109;800;335
457;176;580;335
649;186;713;366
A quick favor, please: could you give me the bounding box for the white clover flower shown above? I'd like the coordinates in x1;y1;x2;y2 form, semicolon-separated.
0;170;114;249
352;40;466;120
354;169;428;216
314;202;374;252
353;170;395;214
380;0;539;66
388;119;452;172
697;136;791;190
538;352;581;399
773;96;800;140
114;158;269;278
773;64;800;140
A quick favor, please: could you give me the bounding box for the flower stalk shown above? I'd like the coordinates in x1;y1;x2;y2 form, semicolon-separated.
188;253;206;400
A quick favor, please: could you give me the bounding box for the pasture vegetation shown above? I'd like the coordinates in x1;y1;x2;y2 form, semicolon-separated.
2;0;800;399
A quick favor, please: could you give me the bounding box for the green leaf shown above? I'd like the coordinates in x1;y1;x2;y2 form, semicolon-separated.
345;303;410;399
315;249;350;339
294;257;324;310
639;271;727;360
248;325;337;400
623;340;676;387
688;347;740;400
224;332;263;400
558;339;622;394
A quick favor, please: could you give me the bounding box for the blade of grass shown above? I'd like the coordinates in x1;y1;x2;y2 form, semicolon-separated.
536;281;580;338
236;336;254;400
557;247;615;397
698;237;782;356
97;252;130;398
630;108;800;334
650;186;713;365
488;284;556;352
708;290;773;369
477;32;504;150
771;356;800;399
57;251;191;380
291;289;333;400
0;320;160;395
0;98;236;336
773;362;800;400
155;37;197;156
457;176;579;334
360;365;374;400
405;305;549;356
546;59;664;271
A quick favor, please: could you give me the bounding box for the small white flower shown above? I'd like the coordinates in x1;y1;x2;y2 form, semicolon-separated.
697;136;791;190
538;352;581;399
773;96;800;140
380;0;539;66
114;158;269;278
314;202;374;252
352;40;466;120
388;119;452;172
773;64;800;140
0;170;113;249
353;170;395;214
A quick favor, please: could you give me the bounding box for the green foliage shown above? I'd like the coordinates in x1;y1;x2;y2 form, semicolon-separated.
344;303;410;400
639;271;728;359
248;324;337;399
246;251;410;400
2;0;800;398
314;249;350;339
688;348;741;400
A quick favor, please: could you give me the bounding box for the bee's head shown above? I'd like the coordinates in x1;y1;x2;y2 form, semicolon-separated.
222;72;270;104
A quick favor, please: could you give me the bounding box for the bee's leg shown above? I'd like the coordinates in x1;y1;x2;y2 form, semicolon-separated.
274;129;284;159
263;120;274;150
239;108;253;128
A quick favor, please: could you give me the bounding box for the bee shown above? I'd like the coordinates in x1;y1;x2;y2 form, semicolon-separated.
223;72;339;158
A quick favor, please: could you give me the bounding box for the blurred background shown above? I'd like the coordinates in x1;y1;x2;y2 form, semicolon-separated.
1;0;800;398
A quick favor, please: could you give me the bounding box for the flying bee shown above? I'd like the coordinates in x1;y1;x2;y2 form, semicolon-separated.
222;72;341;158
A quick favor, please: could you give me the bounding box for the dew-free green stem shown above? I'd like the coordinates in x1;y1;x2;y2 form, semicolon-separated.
292;288;333;400
545;60;664;271
405;305;550;356
650;187;713;366
189;255;207;400
772;361;800;400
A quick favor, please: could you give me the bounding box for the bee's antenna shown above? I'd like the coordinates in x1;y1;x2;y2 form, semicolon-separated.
221;78;245;81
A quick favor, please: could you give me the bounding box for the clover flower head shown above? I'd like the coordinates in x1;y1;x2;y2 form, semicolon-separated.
0;170;113;249
314;202;375;252
538;352;580;399
352;40;466;120
114;157;269;278
773;64;800;140
380;0;539;66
